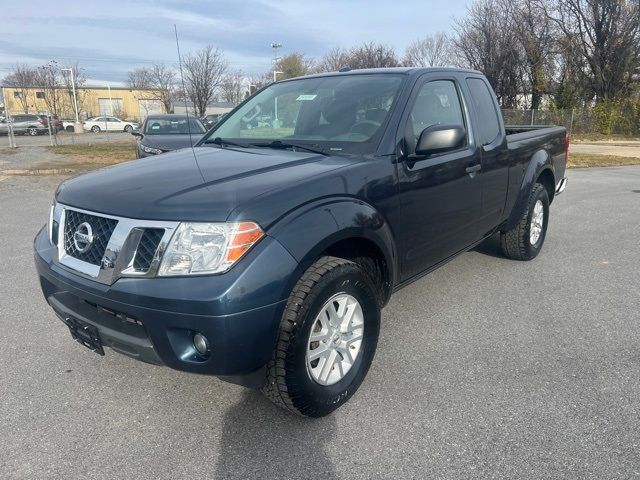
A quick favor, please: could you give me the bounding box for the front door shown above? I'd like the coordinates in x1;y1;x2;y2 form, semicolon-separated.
397;77;483;281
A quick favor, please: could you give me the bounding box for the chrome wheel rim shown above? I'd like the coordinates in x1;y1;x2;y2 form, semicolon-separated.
530;200;544;245
306;293;364;386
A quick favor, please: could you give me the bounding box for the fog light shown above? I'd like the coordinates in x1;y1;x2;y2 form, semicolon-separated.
193;333;210;355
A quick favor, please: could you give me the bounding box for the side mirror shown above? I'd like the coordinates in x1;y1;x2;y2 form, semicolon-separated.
414;124;466;157
131;129;143;138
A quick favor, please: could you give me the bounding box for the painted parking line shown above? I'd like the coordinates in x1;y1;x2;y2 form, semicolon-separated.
0;176;8;182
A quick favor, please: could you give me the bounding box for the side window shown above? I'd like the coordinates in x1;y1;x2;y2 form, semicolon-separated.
407;80;465;143
466;78;500;145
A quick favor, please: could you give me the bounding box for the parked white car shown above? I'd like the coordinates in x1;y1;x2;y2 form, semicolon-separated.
82;116;139;133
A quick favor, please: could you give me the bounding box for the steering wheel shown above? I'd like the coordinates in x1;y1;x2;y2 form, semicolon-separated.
349;120;381;137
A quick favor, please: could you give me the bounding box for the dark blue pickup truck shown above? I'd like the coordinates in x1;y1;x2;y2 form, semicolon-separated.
34;68;568;417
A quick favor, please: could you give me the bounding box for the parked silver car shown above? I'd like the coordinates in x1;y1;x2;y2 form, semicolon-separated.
0;114;49;136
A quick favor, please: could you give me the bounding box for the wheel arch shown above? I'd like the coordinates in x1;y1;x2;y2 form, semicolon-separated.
504;149;556;231
269;198;397;306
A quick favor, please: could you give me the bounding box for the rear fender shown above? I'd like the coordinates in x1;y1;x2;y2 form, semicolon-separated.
504;150;555;231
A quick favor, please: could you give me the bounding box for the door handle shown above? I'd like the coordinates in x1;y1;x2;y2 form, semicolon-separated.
465;164;481;174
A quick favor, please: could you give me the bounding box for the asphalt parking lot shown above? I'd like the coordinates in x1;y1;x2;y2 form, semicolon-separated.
1;167;639;479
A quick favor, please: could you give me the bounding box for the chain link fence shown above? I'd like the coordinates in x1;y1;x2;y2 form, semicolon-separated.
502;107;640;137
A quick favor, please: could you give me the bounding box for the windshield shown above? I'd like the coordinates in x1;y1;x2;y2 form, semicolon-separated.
144;117;206;135
204;74;404;152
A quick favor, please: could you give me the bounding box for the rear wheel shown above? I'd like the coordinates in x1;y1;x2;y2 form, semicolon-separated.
65;125;74;132
262;256;381;417
500;183;549;260
27;127;38;136
91;125;101;133
124;125;133;133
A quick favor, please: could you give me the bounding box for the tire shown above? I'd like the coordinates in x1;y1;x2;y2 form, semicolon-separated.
262;256;381;417
124;125;133;133
27;127;38;136
91;125;101;133
500;183;549;260
66;125;74;132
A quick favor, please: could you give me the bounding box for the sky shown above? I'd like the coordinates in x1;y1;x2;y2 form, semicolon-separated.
1;0;469;85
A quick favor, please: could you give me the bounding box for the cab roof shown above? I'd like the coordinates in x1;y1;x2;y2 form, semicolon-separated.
284;66;482;82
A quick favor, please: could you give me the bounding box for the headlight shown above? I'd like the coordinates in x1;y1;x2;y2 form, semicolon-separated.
140;144;163;155
158;222;264;276
48;201;62;246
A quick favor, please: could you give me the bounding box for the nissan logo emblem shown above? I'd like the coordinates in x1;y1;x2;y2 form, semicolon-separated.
73;222;95;253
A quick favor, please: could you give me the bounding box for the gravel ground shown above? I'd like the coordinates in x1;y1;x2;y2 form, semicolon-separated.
1;167;639;479
0;133;135;172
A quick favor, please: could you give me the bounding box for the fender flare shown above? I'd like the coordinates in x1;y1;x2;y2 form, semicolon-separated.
269;197;398;296
504;149;556;231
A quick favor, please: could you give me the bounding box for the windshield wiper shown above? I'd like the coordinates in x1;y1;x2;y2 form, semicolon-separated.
206;137;250;148
249;140;329;156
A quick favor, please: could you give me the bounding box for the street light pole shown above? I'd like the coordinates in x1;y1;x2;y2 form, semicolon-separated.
62;68;79;122
271;42;283;125
271;42;282;82
62;67;82;134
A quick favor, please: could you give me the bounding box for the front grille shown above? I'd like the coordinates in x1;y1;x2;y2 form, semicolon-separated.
63;210;118;266
133;228;165;272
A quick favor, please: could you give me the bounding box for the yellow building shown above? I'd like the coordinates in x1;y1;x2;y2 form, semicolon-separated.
1;85;166;121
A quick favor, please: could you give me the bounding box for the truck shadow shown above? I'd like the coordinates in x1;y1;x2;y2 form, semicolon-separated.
472;233;504;259
214;390;338;479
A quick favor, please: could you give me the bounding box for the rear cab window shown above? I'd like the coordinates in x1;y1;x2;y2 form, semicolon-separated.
465;78;501;145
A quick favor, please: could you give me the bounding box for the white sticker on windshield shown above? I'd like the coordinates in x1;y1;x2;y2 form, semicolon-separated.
296;94;317;101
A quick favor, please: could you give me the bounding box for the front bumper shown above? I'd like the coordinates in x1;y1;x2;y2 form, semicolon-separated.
34;227;299;377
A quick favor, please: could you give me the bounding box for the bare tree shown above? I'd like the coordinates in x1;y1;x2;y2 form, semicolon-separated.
35;61;67;115
3;64;38;113
220;70;245;104
345;42;400;69
315;47;350;72
127;68;152;89
403;33;453;67
147;64;176;113
454;0;524;107
276;53;315;79
511;0;556;109
127;64;176;113
545;0;640;101
182;46;228;117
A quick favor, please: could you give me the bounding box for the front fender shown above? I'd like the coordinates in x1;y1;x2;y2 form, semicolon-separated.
504;150;555;231
269;197;398;291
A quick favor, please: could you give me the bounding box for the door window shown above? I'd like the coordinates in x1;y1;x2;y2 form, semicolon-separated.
406;80;465;151
466;78;501;145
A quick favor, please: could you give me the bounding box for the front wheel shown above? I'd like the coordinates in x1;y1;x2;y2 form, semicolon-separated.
91;125;101;133
262;256;381;417
27;127;39;136
500;183;549;260
124;125;133;133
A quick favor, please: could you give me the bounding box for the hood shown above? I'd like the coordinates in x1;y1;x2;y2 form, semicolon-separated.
139;134;204;151
56;146;352;223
